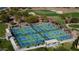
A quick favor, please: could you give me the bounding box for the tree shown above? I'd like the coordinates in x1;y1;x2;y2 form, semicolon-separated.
0;14;10;22
42;15;48;22
8;8;30;23
0;8;17;22
25;16;38;23
71;36;79;49
23;10;29;16
60;14;71;24
70;18;79;23
0;7;32;23
0;10;7;15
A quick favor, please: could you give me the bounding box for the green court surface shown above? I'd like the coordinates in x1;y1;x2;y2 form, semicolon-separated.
11;23;72;48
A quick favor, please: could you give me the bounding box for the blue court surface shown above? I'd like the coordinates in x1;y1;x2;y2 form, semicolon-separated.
11;23;72;48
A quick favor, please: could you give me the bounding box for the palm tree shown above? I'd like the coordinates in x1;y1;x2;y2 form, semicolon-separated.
71;36;79;49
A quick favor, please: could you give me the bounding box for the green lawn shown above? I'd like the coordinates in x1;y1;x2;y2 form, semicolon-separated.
52;16;65;25
63;12;79;18
32;10;60;16
33;11;79;18
32;10;65;25
0;39;14;51
0;23;7;37
0;23;13;51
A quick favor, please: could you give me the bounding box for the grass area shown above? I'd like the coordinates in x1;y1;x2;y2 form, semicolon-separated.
63;12;79;18
33;10;79;18
52;16;65;25
53;43;72;51
0;39;14;51
29;47;48;51
30;42;79;51
32;10;65;25
0;22;7;37
32;10;60;16
69;24;79;28
0;23;13;51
